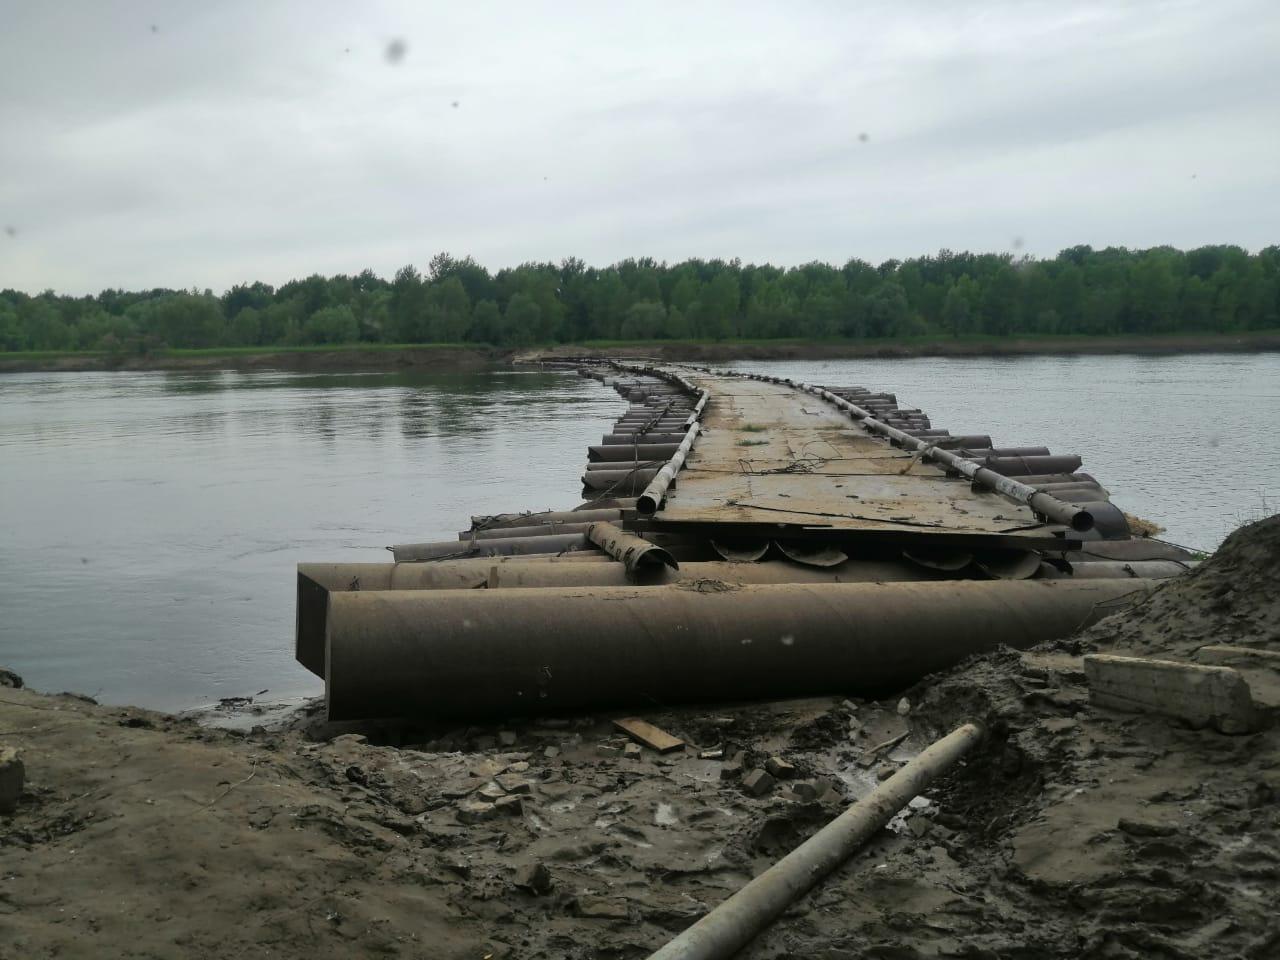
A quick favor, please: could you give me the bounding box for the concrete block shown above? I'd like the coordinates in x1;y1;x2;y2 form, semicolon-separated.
456;799;498;824
764;756;796;779
742;768;776;796
1197;645;1280;667
1084;654;1261;734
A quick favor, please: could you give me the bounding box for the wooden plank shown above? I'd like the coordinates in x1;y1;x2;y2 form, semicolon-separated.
612;717;685;753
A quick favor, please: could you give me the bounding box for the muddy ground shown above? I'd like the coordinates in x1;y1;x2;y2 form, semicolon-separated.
3;517;1279;958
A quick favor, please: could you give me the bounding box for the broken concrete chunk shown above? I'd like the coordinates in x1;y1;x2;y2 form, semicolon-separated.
719;752;745;781
494;794;524;815
595;742;622;758
764;756;796;779
543;746;560;759
514;861;553;895
1084;654;1261;734
455;800;498;824
1118;817;1178;838
574;895;630;920
790;781;818;802
494;773;533;794
478;781;507;801
1197;645;1280;667
875;763;898;782
622;743;642;759
742;768;776;796
0;747;23;815
896;698;912;716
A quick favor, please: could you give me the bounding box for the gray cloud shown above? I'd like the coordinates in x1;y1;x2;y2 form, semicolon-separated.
1;0;1277;294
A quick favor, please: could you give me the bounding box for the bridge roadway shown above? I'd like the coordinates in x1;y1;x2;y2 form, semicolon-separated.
642;368;1071;550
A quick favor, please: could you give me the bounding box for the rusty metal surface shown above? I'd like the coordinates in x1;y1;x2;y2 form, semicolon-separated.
323;578;1157;720
644;371;1061;540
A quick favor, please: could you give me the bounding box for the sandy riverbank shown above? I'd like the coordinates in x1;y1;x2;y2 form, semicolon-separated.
2;517;1278;958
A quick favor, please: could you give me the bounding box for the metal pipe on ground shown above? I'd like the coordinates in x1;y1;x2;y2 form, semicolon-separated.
470;508;623;530
298;555;608;677
637;423;703;515
323;578;1156;720
645;723;985;960
588;444;681;462
587;521;677;574
389;532;591;562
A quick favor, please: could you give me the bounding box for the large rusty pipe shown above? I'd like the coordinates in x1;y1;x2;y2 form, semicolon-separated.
965;455;1084;476
960;446;1051;458
637;423;703;515
587;521;677;574
645;723;985;960
470;508;623;530
584;460;667;472
1040;559;1195;579
299;556;607;676
602;433;690;445
390;532;592;562
462;521;593;540
323;579;1156;719
801;385;1093;532
588;444;681;462
582;467;661;491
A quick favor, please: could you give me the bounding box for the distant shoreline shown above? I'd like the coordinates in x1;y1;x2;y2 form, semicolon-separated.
3;332;1279;373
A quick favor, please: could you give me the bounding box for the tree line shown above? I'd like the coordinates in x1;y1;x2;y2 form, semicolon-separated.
2;245;1278;353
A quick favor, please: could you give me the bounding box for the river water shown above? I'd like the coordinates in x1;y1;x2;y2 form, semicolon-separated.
1;353;1277;710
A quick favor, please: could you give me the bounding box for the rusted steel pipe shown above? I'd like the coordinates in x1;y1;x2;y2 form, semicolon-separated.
1039;559;1194;579
964;455;1083;476
463;521;593;540
637;423;703;515
323;579;1156;719
588;443;681;462
298;556;608;676
602;432;690;445
584;460;666;472
390;532;591;562
800;385;1095;532
587;521;677;574
470;508;623;530
582;467;661;491
645;723;985;960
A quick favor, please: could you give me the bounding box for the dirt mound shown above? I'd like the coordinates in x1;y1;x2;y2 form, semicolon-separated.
1074;515;1280;660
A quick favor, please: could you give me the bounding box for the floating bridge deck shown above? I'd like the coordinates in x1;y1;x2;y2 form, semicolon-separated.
297;360;1200;721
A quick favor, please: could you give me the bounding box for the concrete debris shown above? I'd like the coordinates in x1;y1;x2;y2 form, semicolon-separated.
764;756;796;779
455;799;498;824
514;861;553;895
1084;653;1262;734
742;768;776;796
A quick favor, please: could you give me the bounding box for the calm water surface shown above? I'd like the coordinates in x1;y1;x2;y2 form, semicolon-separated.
1;354;1277;710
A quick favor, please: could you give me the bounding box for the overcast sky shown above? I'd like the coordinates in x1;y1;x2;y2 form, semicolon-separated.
1;1;1277;295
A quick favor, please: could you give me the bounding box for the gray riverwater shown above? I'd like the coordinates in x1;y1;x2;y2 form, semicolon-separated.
1;354;1277;711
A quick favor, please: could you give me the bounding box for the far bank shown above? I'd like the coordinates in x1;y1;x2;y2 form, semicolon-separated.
2;331;1280;373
